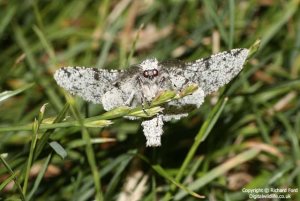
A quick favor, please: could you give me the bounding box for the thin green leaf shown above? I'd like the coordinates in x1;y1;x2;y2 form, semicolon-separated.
0;154;25;201
0;171;17;191
34;103;70;160
228;0;235;49
0;119;111;132
196;97;228;142
26;153;52;201
136;153;204;199
248;39;261;59
33;25;56;62
203;0;228;46
14;25;63;111
0;85;197;133
83;120;113;127
22;117;40;196
153;165;205;199
259;0;299;50
164;97;228;201
128;106;163;118
151;90;177;106
176;84;198;99
126;23;144;66
0;5;16;37
174;149;260;200
104;154;134;200
0;83;34;103
49;141;67;159
67;138;116;149
67;94;103;201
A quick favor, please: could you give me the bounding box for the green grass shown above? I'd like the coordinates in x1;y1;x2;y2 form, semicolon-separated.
1;0;300;200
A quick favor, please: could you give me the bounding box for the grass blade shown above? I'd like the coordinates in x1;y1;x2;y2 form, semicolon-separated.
104;154;133;200
14;25;63;111
49;141;67;159
0;154;25;201
163;96;228;200
22;104;46;196
0;83;34;103
0;5;16;37
152;165;205;199
259;0;299;50
34;103;70;160
66;94;103;201
203;0;229;46
26;153;52;201
228;0;235;48
174;148;260;200
137;154;204;199
0;171;17;191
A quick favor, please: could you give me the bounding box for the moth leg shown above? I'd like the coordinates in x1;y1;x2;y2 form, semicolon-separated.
141;93;151;116
125;91;135;106
159;76;166;88
169;76;190;92
137;76;150;116
179;79;189;91
141;97;149;116
161;76;178;90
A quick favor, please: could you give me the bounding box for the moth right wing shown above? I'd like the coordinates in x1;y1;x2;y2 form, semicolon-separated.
54;67;120;104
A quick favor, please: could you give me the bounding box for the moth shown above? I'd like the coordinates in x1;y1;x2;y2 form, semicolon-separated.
54;48;249;147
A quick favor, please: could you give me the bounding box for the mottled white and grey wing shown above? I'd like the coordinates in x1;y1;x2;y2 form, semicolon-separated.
184;48;249;95
159;48;248;122
54;67;120;104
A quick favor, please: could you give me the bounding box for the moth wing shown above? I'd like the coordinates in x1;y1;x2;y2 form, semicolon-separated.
54;67;120;104
159;49;248;120
184;48;249;95
159;59;189;91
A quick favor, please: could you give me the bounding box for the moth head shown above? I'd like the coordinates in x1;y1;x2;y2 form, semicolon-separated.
140;58;160;80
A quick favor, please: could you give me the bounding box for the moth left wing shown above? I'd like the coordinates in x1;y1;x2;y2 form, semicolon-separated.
161;48;249;95
54;67;120;104
185;48;249;95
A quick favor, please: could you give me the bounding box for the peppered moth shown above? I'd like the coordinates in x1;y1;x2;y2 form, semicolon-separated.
54;48;249;147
